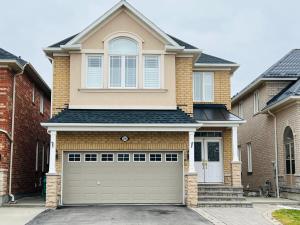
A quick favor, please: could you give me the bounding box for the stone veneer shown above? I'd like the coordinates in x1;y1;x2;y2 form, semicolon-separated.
185;173;198;207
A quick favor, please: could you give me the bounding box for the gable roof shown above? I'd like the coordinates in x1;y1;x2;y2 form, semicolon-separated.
49;34;79;48
196;53;236;65
0;48;27;67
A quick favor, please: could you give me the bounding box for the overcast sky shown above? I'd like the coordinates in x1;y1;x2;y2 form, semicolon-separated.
1;0;299;95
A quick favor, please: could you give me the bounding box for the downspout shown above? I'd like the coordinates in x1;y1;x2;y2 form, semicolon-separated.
8;64;28;203
267;110;280;198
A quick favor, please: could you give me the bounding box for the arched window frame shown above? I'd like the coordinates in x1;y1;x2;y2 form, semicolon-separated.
284;126;295;175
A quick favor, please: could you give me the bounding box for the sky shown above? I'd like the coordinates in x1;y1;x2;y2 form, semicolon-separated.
1;0;300;95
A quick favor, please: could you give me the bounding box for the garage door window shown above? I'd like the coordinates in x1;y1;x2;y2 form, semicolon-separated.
85;153;98;162
68;153;81;162
150;153;162;162
101;153;114;162
166;153;178;162
133;153;146;162
118;153;130;162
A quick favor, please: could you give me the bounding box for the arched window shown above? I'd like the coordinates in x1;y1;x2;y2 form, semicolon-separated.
109;37;138;88
284;126;295;174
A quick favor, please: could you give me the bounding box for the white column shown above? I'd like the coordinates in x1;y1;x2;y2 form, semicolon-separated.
49;131;57;174
232;126;239;162
189;131;195;173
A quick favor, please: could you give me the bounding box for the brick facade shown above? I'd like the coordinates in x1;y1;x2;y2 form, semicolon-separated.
0;67;50;204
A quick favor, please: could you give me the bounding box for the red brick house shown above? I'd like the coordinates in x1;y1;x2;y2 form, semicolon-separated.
0;48;51;205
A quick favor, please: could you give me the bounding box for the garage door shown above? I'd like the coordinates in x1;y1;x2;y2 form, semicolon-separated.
62;151;183;204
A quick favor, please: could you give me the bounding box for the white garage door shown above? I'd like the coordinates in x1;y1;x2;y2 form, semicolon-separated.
62;151;183;204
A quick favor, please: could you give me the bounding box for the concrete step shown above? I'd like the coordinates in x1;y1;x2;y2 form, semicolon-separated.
197;201;253;208
198;196;246;202
198;186;243;192
198;190;244;197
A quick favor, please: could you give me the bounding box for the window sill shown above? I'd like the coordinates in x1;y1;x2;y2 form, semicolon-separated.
78;88;168;93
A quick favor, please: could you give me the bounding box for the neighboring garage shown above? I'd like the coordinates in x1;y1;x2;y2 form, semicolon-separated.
62;151;183;204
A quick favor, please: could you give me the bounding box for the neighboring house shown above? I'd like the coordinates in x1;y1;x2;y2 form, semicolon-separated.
232;49;300;200
42;0;245;208
0;49;51;205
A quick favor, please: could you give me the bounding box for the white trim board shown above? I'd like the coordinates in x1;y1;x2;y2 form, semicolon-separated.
68;105;176;110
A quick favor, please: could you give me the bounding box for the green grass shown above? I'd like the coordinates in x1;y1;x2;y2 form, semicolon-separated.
272;209;300;225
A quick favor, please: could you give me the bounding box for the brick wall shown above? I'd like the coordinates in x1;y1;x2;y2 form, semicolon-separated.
52;56;70;115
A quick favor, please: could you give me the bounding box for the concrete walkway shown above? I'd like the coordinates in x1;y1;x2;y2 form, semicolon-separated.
0;207;45;225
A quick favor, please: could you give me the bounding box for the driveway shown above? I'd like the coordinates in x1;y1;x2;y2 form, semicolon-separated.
0;207;45;225
26;205;212;225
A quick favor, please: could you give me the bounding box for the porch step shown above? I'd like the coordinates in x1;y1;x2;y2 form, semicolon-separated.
198;190;244;197
198;196;246;201
197;201;253;208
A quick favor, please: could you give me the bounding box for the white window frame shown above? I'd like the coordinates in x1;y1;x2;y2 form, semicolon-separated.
193;72;214;102
247;143;253;173
165;153;178;162
143;55;161;89
84;153;98;162
39;94;44;114
238;102;243;118
101;153;114;162
117;153;130;162
133;153;146;162
86;54;104;89
32;85;35;103
68;153;81;162
149;153;162;162
35;142;39;171
253;91;260;114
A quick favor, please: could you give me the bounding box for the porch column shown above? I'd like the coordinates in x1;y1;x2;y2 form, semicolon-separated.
49;130;57;174
232;126;239;162
188;131;195;172
231;126;242;187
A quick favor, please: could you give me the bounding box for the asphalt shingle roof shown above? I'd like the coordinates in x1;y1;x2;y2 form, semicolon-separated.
196;53;236;65
0;48;28;66
166;34;197;49
262;49;300;78
47;108;196;124
49;34;79;48
193;104;242;121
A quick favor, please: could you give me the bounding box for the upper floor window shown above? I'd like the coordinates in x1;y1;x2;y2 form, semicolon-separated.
144;55;160;88
238;102;243;118
193;72;214;102
40;94;44;114
253;91;259;114
86;55;103;88
109;37;138;88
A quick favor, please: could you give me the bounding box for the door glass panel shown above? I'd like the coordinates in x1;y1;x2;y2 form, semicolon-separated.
207;142;220;162
194;142;202;162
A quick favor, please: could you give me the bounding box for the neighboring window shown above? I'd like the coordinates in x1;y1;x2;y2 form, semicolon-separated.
40;94;44;114
101;153;114;162
86;55;103;88
85;153;98;162
117;153;130;162
247;143;252;173
193;72;214;102
68;153;81;162
238;146;242;162
32;85;35;103
165;153;178;162
144;55;160;88
149;153;162;162
238;102;243;118
194;142;202;162
284;127;295;174
35;142;39;171
133;153;146;162
253;91;260;114
109;37;138;88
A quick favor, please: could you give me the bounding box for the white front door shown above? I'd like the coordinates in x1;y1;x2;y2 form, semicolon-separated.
194;139;223;183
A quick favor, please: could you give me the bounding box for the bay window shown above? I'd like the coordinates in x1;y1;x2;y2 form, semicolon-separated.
193;72;214;102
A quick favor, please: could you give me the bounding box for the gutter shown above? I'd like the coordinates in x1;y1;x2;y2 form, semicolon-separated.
0;129;12;142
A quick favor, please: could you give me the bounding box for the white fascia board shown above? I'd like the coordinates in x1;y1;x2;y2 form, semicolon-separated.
261;96;300;113
65;1;180;48
68;105;177;110
194;63;240;67
60;44;81;50
43;47;64;54
0;59;23;70
198;120;246;127
183;49;202;54
165;45;185;51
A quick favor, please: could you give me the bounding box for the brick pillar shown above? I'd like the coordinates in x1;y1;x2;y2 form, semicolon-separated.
46;173;59;208
231;162;242;187
0;169;8;205
185;172;198;207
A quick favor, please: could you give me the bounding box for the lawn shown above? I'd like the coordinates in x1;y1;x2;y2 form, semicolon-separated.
272;209;300;225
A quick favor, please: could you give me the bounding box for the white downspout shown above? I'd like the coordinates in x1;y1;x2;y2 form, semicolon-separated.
8;65;28;203
268;110;280;198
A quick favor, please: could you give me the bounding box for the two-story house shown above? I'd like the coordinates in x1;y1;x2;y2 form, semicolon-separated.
42;0;246;208
232;49;300;200
0;48;51;205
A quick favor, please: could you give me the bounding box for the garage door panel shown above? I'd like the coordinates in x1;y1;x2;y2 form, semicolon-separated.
63;152;183;204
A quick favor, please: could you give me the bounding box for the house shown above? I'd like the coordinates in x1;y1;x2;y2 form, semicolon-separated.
0;48;51;205
42;0;246;208
232;49;300;200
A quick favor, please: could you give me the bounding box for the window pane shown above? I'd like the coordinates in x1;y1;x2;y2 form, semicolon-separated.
286;160;291;174
134;153;146;162
87;55;103;88
207;142;220;162
150;153;162;162
110;56;121;87
193;72;202;101
292;160;295;174
109;38;138;55
247;143;252;173
194;142;202;162
101;153;114;162
125;56;137;87
69;153;81;162
203;72;213;101
85;153;97;162
166;153;178;162
144;55;160;88
118;153;130;162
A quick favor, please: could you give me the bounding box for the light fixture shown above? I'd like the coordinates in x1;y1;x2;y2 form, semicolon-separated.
120;136;129;142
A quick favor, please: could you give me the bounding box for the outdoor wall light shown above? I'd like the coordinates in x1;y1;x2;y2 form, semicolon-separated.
120;136;129;142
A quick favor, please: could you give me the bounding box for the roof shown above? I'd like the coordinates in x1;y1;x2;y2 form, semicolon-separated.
49;34;78;48
196;53;236;65
167;34;197;49
193;104;242;121
47;108;197;124
0;48;27;66
266;78;300;108
262;49;300;78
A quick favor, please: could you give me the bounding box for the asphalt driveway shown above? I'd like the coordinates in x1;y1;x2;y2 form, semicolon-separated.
26;205;212;225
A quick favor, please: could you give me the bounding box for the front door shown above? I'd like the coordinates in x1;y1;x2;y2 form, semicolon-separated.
194;139;223;183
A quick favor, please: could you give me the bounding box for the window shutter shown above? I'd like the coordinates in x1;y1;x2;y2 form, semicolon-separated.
87;55;103;88
144;55;160;88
